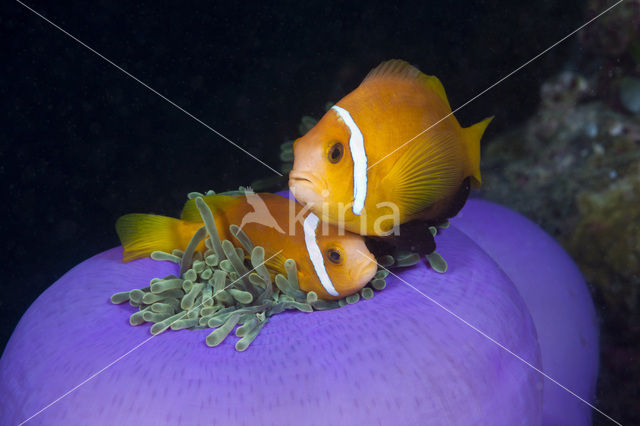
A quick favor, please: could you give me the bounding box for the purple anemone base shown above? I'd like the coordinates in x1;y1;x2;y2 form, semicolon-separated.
0;200;598;425
452;199;599;425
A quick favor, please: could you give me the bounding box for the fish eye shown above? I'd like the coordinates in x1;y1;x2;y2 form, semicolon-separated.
327;142;344;164
326;248;343;264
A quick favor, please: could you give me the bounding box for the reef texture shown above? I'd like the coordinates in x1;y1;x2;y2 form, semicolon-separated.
0;200;598;425
478;63;639;422
477;3;640;421
482;72;640;307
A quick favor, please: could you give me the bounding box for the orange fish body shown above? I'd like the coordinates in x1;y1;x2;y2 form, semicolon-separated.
116;193;377;300
289;60;492;238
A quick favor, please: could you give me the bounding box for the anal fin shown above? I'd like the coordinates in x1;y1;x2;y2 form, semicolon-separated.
367;220;437;258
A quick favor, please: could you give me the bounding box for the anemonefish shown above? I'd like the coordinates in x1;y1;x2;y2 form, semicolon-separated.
115;192;377;300
289;59;493;254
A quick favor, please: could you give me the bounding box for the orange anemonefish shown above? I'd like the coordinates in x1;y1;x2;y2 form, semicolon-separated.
289;59;493;255
115;192;378;300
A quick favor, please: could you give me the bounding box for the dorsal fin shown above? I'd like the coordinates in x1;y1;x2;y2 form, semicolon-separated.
361;59;451;109
180;194;239;222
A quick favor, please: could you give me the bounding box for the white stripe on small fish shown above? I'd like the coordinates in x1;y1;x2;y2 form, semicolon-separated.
332;105;367;215
303;212;339;296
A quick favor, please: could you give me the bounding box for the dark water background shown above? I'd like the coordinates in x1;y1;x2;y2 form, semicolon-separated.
2;0;631;424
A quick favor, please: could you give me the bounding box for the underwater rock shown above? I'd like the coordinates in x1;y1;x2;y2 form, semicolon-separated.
619;77;640;114
482;72;640;307
477;68;638;421
0;201;598;425
579;0;640;103
568;162;640;312
579;0;640;61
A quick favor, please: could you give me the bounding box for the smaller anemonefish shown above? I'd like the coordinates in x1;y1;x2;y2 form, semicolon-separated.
289;59;493;255
115;192;377;300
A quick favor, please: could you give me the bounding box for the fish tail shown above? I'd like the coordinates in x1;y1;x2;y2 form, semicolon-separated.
462;116;493;187
115;213;202;262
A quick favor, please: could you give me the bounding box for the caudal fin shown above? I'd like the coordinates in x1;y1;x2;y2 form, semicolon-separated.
463;116;493;187
115;214;201;262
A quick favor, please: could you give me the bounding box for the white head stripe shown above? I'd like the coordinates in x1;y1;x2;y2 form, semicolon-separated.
331;105;367;215
303;212;339;296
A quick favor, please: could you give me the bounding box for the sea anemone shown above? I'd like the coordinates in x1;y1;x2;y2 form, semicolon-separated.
453;199;599;425
0;199;598;425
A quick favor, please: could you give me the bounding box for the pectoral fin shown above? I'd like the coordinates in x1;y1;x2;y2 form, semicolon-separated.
381;131;461;218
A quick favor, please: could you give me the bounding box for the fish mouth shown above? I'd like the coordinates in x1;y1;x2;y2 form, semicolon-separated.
288;176;312;188
288;171;327;200
356;257;378;284
289;171;317;186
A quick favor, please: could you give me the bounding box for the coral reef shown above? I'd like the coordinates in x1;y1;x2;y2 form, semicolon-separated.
579;0;640;110
481;70;640;307
479;68;640;422
580;0;640;61
569;162;640;312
